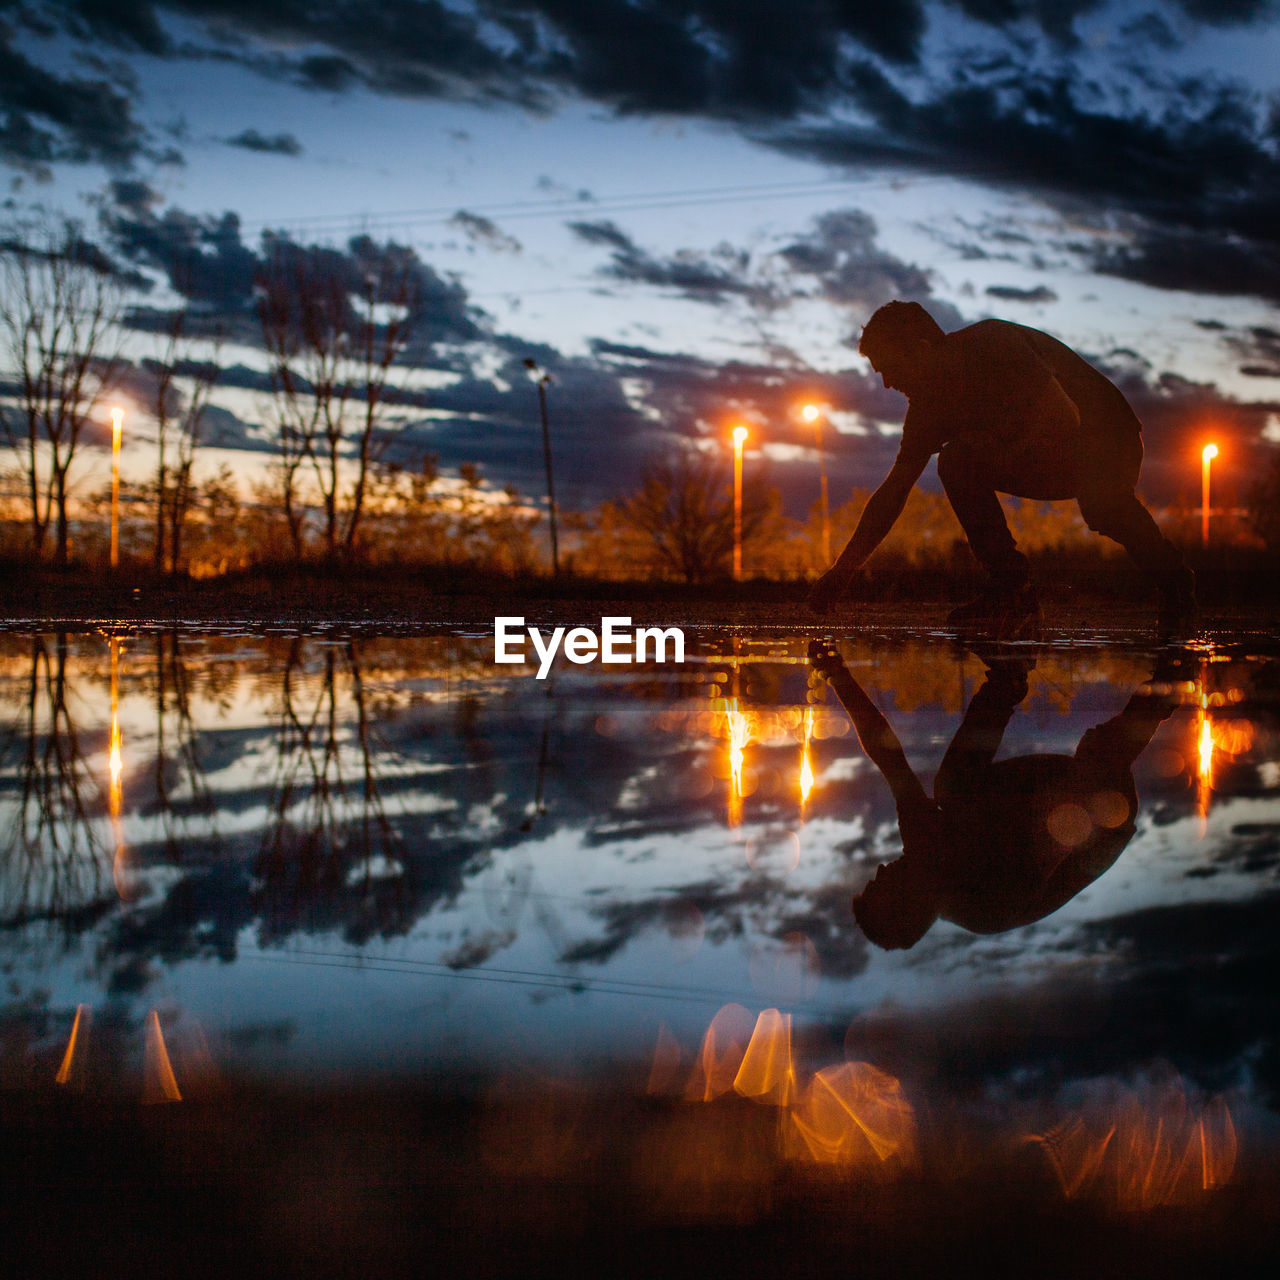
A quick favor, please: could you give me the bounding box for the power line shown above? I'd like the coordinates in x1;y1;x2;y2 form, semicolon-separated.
235;173;945;237
243;942;836;1012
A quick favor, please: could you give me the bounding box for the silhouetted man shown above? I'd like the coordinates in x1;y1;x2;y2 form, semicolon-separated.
808;639;1183;949
810;301;1195;630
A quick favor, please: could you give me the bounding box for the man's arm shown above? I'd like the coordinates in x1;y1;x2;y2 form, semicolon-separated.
809;453;927;610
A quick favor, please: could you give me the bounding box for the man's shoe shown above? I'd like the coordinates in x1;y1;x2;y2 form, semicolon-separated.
946;582;1041;637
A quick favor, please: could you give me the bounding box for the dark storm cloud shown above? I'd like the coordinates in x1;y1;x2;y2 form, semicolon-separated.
100;193;484;347
779;208;963;329
0;30;151;176
944;0;1106;48
1118;10;1181;49
591;335;906;439
569;218;774;307
90;0;538;108
762;61;1280;306
54;0;175;54
385;327;915;511
448;209;522;254
985;283;1057;303
402;344;654;504
27;0;1280;128
1223;324;1280;378
584;336;912;509
224;128;302;156
1090;224;1280;306
13;3;1280;312
771;63;1269;231
104;204;260;311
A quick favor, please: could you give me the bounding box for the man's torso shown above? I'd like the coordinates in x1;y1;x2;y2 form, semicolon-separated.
898;319;1142;465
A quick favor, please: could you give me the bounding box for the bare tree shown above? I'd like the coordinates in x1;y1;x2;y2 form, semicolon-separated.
612;446;772;583
144;313;222;573
257;236;420;561
0;220;125;565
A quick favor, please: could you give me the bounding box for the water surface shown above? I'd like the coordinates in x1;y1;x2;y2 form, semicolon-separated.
4;625;1279;1180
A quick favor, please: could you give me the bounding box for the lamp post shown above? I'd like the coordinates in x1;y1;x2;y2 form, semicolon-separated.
732;424;748;581
801;403;831;565
110;406;123;569
523;360;559;576
1201;442;1218;549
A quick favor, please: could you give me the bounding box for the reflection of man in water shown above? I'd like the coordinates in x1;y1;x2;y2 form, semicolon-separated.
808;640;1182;950
809;302;1195;630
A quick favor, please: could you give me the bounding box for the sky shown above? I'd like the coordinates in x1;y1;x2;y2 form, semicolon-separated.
4;0;1280;515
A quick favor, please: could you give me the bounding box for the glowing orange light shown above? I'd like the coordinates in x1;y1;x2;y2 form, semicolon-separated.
1212;718;1254;757
683;1003;755;1102
1197;1096;1238;1191
787;1061;918;1168
55;1004;91;1087
647;1023;684;1096
107;635;136;900
108;717;123;797
732;424;749;448
1195;670;1213;828
110;409;123;568
733;1008;797;1107
799;706;815;807
108;636;123;812
1026;1116;1115;1199
801;403;820;423
1201;443;1218;548
1024;1076;1236;1207
143;1010;182;1104
722;696;753;823
1198;713;1214;782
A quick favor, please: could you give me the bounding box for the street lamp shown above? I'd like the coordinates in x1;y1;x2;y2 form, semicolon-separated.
732;424;748;581
1201;442;1218;549
801;403;831;565
523;359;559;576
110;406;124;569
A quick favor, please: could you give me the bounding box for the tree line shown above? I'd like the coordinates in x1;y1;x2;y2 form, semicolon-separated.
3;216;1277;583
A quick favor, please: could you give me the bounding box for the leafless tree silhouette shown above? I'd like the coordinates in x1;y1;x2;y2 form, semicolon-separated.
0;220;125;564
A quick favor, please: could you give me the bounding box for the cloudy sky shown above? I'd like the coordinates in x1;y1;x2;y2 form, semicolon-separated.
5;0;1280;513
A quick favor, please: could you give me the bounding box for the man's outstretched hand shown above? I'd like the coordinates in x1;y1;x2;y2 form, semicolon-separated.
807;638;847;680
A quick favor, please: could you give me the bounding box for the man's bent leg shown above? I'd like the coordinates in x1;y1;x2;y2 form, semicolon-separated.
1077;487;1196;630
937;440;1030;587
1076;488;1188;582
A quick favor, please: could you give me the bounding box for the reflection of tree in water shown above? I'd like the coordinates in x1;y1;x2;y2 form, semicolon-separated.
0;634;112;932
11;632;1260;1007
138;631;217;859
254;638;407;945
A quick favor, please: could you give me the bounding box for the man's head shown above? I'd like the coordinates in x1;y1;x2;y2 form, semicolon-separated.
859;301;946;395
852;851;941;951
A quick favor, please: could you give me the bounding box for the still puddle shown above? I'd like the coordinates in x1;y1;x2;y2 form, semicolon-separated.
3;626;1279;1197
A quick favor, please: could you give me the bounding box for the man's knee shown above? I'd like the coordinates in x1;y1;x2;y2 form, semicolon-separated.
1078;489;1144;538
937;440;983;489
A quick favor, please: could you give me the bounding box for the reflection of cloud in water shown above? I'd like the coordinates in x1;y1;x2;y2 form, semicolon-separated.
0;630;1278;1111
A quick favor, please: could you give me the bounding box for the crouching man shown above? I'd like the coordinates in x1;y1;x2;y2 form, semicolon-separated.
810;301;1195;630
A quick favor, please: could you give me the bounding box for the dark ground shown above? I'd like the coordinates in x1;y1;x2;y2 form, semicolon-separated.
5;1082;1279;1280
2;562;1275;636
